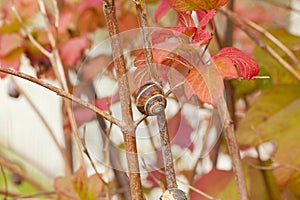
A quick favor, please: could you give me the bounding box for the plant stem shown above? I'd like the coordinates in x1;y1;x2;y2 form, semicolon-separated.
0;67;122;127
217;98;249;200
12;79;72;175
103;1;144;199
134;0;159;82
157;112;177;189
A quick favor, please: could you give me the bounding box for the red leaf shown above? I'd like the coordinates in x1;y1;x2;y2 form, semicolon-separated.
184;67;224;106
54;167;103;200
155;0;171;22
177;12;195;27
213;57;239;79
168;110;194;151
211;47;259;79
190;168;233;200
59;36;90;67
168;0;228;12
0;33;22;56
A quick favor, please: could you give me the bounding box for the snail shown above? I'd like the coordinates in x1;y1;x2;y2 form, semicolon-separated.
135;81;167;116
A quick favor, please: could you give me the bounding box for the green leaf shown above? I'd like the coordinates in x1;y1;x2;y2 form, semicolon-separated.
237;84;300;196
253;28;300;85
168;0;228;11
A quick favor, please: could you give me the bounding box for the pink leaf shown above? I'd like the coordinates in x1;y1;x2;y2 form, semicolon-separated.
196;10;216;30
213;57;239;79
168;0;228;12
0;33;22;56
155;0;171;22
211;47;259;79
177;12;195;27
168;110;194;151
184;66;224;106
59;36;90;67
190;168;233;200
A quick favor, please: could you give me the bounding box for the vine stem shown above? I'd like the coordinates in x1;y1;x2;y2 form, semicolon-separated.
217;98;249;200
103;1;144;199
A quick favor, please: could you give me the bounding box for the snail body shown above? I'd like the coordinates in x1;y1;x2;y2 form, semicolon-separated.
135;82;166;116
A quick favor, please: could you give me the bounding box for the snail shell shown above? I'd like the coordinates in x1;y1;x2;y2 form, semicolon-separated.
135;82;166;116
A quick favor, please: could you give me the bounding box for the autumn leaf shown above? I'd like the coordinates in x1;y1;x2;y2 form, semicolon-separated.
168;0;228;12
190;168;233;200
59;36;90;67
155;0;171;21
184;66;224;106
167;109;194;151
54;167;103;200
237;85;300;196
211;47;259;79
0;33;23;56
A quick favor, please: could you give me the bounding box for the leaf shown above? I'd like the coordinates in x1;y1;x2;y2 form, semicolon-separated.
168;0;228;12
54;167;103;200
59;36;90;67
0;48;22;78
167;110;194;151
190;168;233;200
212;57;239;79
155;0;171;22
0;33;23;56
212;47;259;79
236;85;300;195
184;66;224;106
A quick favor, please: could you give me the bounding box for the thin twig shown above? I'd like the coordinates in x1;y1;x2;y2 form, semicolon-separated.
217;98;249;200
256;0;300;14
0;153;47;191
222;7;299;66
11;78;72;175
103;1;144;199
11;5;52;58
9;191;56;200
0;68;122;127
133;0;159;83
219;8;300;83
153;167;216;200
81;127;108;185
0;163;8;200
157;111;177;189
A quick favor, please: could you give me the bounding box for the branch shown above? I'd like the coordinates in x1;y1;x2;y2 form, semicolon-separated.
217;98;249;200
133;0;159;82
103;1;144;199
0;67;122;127
157;111;177;189
219;8;300;83
222;7;299;66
